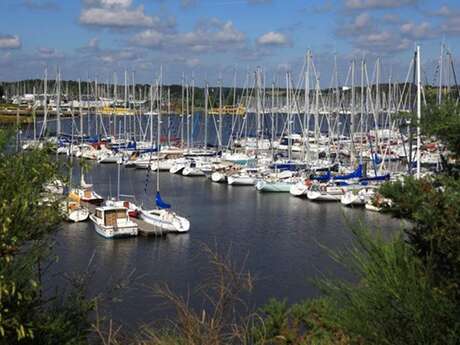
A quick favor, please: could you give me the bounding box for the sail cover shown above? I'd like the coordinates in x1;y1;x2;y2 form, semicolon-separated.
312;170;331;182
156;192;171;209
334;164;363;180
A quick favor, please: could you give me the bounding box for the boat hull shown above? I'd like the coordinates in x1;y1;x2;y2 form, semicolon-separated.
211;172;226;183
68;208;90;222
256;180;294;192
227;175;255;186
89;215;138;238
182;167;205;177
307;191;342;201
139;209;190;233
289;183;308;197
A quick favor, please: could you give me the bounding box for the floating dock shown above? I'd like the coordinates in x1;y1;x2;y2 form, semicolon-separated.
80;201;167;237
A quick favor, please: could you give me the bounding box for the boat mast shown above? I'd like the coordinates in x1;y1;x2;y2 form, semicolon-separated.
181;73;185;149
416;45;421;179
149;83;154;147
124;70;127;141
271;81;275;157
87;73;91;137
95;78;99;136
438;43;444;105
42;67;48;139
157;70;162;193
78;78;83;139
286;71;292;161
350;59;356;164
204;82;209;149
33;85;36;141
117;154;121;201
314;73;320;161
132;71;135;141
167;87;171;146
232;68;237;132
305;50;311;161
186;81;190;151
256;67;262;159
191;76;195;149
56;67;61;137
360;58;365;158
219;76;223;150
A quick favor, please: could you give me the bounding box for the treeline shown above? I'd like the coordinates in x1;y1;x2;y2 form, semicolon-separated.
2;79;459;109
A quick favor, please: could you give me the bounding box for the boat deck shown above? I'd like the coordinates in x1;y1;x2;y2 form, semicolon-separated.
81;201;168;237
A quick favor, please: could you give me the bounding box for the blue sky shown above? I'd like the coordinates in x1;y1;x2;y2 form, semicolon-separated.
0;0;459;86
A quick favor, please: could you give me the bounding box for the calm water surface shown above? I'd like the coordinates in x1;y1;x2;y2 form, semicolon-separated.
49;159;403;329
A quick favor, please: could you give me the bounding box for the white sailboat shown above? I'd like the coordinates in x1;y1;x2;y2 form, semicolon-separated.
289;180;311;197
182;160;205;177
139;73;191;233
306;183;344;202
341;187;376;207
70;172;104;205
227;170;257;186
62;201;90;222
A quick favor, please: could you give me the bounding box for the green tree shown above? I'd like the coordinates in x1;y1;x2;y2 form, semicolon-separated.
0;129;93;344
422;101;460;159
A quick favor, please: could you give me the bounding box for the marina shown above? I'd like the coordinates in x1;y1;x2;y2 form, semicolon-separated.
52;159;404;326
1;0;460;342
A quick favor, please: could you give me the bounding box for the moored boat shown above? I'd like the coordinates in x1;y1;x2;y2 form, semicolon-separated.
89;205;138;238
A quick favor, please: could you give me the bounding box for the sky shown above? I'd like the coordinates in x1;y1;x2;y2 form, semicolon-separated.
0;0;459;86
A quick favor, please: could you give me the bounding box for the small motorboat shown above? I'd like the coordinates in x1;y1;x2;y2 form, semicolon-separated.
89;205;138;238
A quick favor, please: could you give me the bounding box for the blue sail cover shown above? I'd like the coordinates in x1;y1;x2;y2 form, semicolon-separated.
156;192;171;209
312;170;331;182
334;164;363;180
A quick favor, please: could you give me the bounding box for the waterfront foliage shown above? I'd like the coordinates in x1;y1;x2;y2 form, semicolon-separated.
0;130;93;345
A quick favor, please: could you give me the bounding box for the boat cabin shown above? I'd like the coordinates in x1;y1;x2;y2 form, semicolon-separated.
95;207;128;226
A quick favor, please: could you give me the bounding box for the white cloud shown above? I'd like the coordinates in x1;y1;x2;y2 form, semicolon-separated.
79;0;176;30
400;22;434;39
344;0;417;10
0;34;21;49
83;0;132;9
355;31;410;52
256;31;289;46
431;5;460;17
131;19;246;53
337;12;373;37
80;5;156;27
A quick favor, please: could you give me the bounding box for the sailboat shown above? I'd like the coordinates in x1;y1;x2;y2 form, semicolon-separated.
138;74;190;233
69;172;104;205
61;201;90;222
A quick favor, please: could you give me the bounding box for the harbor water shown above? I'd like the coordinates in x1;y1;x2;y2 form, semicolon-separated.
50;158;403;328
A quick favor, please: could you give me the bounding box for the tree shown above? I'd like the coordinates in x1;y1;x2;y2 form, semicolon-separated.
422;101;460;159
0;129;93;344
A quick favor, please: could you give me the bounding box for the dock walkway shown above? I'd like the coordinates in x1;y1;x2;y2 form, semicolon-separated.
81;201;167;237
